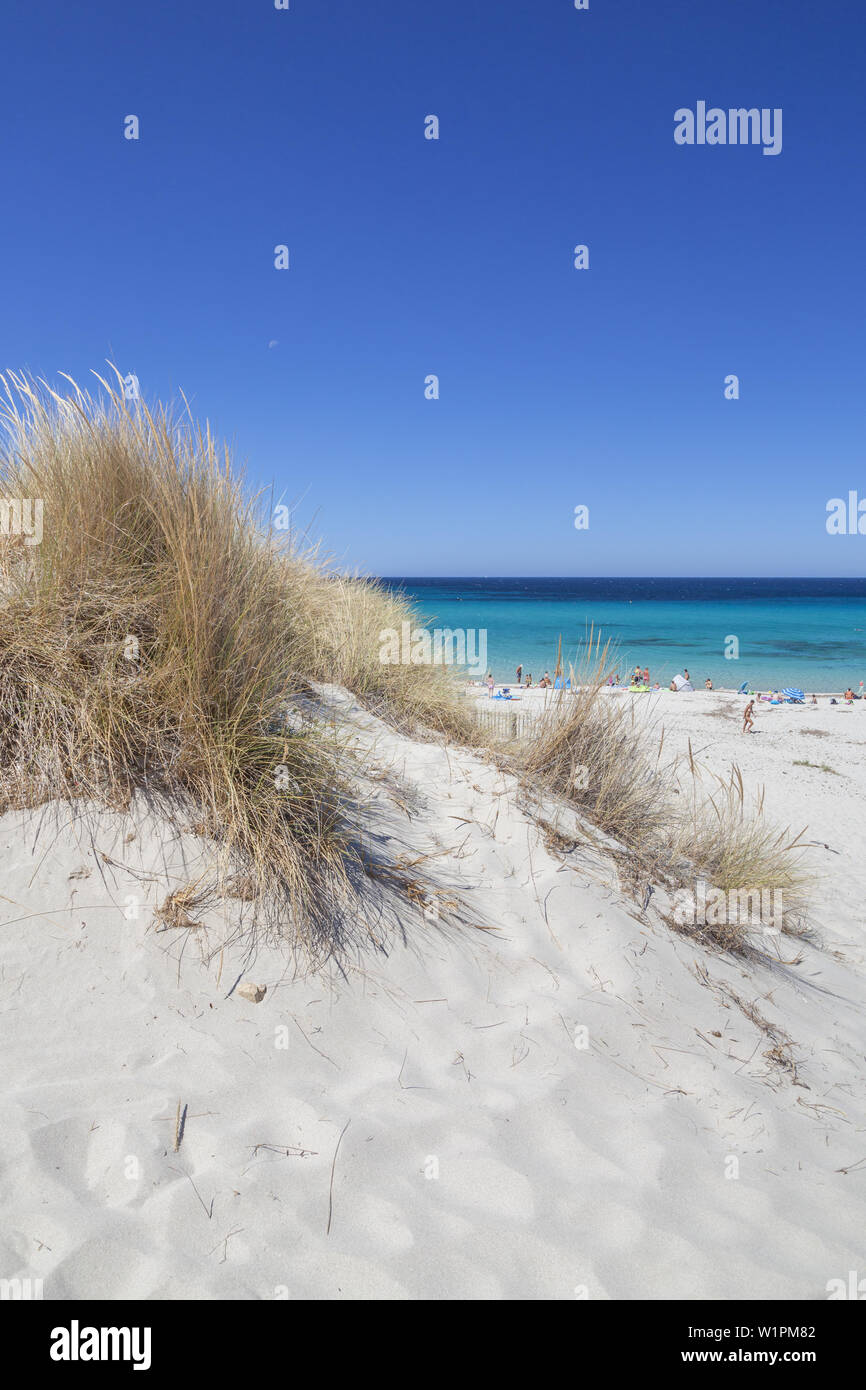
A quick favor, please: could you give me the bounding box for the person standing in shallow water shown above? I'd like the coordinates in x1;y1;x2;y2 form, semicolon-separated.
516;664;522;686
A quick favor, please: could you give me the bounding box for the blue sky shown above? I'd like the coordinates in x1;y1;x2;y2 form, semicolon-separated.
2;0;863;576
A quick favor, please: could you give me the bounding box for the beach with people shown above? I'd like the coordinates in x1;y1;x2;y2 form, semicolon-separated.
392;577;866;699
469;672;866;982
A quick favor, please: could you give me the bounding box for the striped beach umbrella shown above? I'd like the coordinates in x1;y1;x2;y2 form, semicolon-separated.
781;687;804;702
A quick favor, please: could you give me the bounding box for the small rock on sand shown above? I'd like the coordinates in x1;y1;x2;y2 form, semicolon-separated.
237;982;267;1003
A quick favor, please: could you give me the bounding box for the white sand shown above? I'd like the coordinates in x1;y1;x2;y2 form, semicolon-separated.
2;684;865;1300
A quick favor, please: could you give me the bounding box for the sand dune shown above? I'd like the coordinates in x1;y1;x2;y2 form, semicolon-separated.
2;686;864;1300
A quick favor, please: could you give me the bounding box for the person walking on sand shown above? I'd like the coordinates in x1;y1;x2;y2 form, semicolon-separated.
486;672;494;699
742;698;756;734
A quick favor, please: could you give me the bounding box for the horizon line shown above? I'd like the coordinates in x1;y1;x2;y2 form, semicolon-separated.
374;574;866;582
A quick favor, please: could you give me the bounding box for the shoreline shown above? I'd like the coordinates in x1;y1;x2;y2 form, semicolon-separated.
465;682;860;701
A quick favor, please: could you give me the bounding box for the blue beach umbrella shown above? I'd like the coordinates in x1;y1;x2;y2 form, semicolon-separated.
781;688;804;702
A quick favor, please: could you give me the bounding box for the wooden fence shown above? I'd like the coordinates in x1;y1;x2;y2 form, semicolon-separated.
471;705;533;742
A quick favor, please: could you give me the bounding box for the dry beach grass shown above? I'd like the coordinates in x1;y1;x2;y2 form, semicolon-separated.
0;371;811;959
0;372;473;960
512;659;811;948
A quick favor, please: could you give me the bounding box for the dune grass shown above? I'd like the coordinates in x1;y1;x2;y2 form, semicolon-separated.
0;371;471;957
668;764;810;947
297;571;479;742
518;652;811;948
520;648;676;848
0;369;812;957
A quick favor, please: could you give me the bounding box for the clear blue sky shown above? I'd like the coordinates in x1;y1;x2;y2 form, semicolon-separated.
2;0;863;576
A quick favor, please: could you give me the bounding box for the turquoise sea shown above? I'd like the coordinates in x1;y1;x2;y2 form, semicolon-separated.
379;578;866;694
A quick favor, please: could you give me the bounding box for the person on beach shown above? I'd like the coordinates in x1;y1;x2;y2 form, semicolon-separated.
810;694;818;705
643;667;650;684
705;677;713;690
684;669;690;683
525;674;532;687
486;673;494;698
742;699;756;734
516;664;522;686
844;687;855;702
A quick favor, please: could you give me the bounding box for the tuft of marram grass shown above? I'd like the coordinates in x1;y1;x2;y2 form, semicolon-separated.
0;370;471;959
521;647;675;849
669;767;811;945
517;652;811;950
